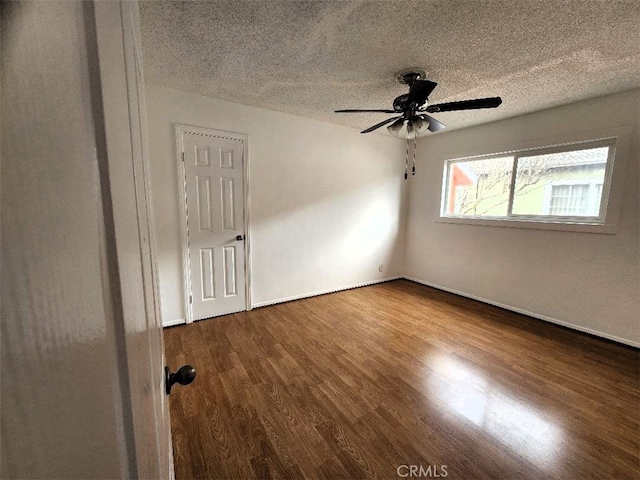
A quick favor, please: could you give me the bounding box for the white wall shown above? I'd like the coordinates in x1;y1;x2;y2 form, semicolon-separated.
146;85;639;346
405;90;640;345
145;85;406;323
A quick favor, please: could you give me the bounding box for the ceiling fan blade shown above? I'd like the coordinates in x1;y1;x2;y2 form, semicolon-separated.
335;109;397;113
360;116;402;134
408;80;438;108
426;97;502;113
420;114;446;132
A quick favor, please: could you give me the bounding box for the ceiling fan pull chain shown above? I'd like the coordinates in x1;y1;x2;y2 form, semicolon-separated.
412;136;417;176
404;137;409;180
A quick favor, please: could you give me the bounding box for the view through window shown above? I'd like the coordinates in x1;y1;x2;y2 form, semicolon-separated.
441;139;615;224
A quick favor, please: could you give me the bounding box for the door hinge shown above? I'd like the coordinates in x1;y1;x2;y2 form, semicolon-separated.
189;295;192;304
181;151;185;162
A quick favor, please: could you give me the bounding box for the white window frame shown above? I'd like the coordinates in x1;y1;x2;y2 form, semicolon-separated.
438;136;621;234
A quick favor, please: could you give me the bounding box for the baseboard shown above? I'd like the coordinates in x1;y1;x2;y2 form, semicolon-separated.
163;318;186;328
251;276;402;309
167;278;638;348
402;276;640;349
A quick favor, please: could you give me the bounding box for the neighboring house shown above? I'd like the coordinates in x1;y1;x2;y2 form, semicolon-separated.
447;147;608;218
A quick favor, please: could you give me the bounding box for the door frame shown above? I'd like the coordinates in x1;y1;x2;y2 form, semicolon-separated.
175;124;252;323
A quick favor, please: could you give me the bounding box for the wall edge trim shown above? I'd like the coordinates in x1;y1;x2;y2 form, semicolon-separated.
168;277;638;348
163;318;186;328
252;276;403;309
403;276;639;348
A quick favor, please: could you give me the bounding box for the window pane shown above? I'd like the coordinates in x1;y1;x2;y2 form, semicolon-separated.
511;147;609;217
549;184;590;215
445;157;513;217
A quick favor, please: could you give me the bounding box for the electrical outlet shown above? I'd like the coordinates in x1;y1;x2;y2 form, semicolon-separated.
378;264;384;272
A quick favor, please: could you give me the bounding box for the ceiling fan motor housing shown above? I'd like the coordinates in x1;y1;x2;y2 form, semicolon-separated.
393;94;410;112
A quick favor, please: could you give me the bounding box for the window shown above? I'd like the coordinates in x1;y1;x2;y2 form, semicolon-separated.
544;180;602;216
440;138;615;226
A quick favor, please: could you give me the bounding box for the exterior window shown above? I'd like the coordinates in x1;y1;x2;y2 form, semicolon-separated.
545;181;603;216
441;138;615;225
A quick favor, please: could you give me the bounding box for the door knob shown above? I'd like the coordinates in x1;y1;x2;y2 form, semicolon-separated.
165;365;196;395
236;235;245;241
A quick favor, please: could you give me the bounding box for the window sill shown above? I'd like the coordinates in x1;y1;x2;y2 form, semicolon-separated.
436;216;617;234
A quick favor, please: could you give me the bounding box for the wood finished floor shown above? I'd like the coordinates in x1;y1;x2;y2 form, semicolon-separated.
164;280;640;480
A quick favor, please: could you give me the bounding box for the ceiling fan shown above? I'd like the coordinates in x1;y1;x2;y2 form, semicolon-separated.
335;69;502;178
336;68;502;136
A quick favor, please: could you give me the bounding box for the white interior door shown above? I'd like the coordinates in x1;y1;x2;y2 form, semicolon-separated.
1;1;172;478
95;2;173;478
180;128;248;321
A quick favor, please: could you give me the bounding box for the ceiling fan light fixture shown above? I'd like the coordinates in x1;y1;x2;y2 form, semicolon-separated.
387;119;428;139
414;116;430;135
406;122;417;140
387;118;405;137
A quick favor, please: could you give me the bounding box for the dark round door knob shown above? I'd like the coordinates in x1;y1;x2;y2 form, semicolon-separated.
165;365;196;395
236;234;245;241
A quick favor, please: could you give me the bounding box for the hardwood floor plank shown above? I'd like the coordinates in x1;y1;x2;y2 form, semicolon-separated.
165;280;640;479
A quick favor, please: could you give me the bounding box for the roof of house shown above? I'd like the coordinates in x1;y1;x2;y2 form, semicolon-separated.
455;146;609;176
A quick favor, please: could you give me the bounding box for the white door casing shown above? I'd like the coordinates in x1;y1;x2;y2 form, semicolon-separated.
177;126;250;322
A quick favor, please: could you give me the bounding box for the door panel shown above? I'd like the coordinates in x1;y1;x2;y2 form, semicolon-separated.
182;131;247;320
223;245;238;296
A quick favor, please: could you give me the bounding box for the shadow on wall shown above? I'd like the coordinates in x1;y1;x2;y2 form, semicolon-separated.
249;176;406;303
249;137;406;221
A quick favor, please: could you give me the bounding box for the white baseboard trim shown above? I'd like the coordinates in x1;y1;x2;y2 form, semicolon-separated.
403;276;639;349
163;318;186;328
167;277;638;347
251;276;402;309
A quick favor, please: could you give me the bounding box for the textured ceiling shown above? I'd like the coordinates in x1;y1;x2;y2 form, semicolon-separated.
139;1;640;134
